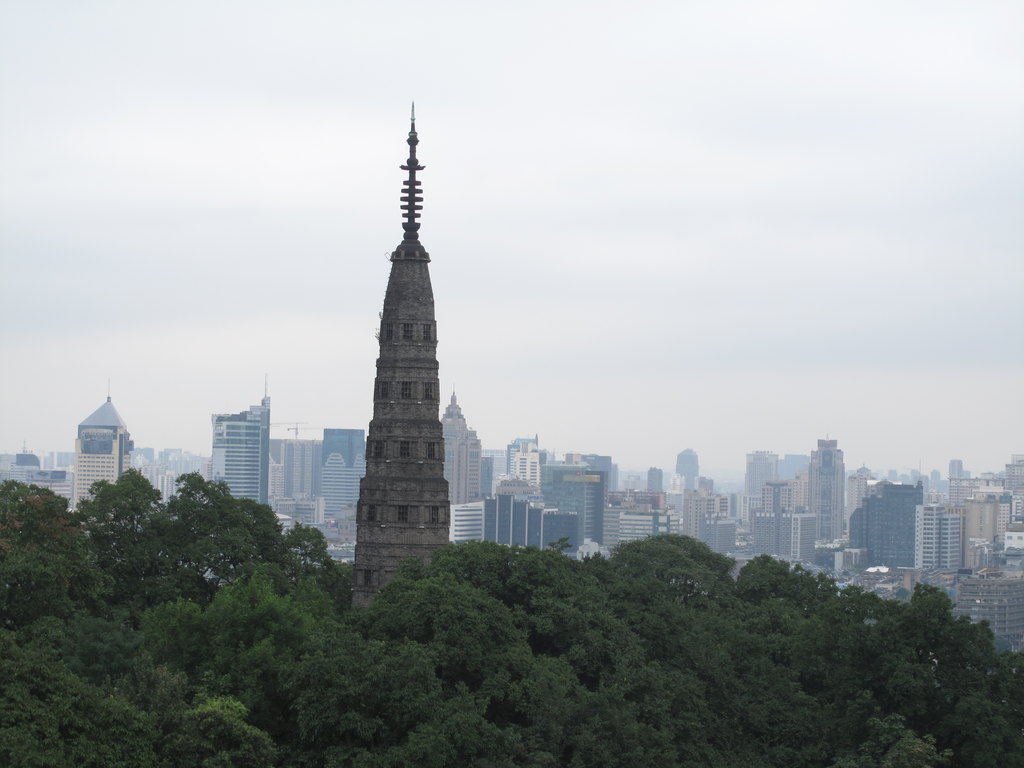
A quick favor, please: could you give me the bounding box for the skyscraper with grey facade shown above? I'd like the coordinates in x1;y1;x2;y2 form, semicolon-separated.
352;112;450;605
441;392;482;505
675;449;699;490
809;438;845;541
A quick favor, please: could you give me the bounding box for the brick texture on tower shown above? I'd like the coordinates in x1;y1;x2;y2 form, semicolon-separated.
352;108;451;605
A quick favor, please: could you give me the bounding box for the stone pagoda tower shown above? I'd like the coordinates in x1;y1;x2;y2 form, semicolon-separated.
352;108;450;606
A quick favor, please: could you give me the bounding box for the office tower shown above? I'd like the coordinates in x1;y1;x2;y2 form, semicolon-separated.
541;465;607;551
581;454;617;493
846;467;874;529
915;504;962;570
948;459;966;480
353;113;450;605
752;480;815;562
962;492;1012;548
484;494;545;547
849;482;923;567
442;392;482;505
675;449;699;490
647;467;664;492
271;438;322;500
73;396;134;508
1005;455;1024;495
507;438;541;486
321;429;366;517
777;454;810;480
744;451;778;521
479;448;505;497
211;396;271;504
809;439;845;541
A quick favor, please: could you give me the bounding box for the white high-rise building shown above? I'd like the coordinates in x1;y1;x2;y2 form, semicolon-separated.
846;467;874;528
449;501;485;543
72;397;133;509
915;504;962;570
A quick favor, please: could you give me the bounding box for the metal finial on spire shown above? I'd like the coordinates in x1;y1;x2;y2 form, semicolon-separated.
399;106;425;245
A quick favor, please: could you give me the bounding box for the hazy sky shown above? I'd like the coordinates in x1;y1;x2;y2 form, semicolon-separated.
1;1;1021;481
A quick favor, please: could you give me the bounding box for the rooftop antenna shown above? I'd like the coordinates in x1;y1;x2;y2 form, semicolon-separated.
107;378;111;402
264;373;269;398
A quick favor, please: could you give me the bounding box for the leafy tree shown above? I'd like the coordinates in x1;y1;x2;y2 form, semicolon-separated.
161;474;284;604
172;696;275;768
142;569;323;741
0;481;106;629
77;469;168;620
0;621;156;767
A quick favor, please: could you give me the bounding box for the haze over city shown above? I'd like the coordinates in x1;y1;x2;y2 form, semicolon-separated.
1;1;1021;480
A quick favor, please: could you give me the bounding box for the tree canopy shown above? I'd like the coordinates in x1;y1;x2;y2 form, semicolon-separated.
1;475;1021;767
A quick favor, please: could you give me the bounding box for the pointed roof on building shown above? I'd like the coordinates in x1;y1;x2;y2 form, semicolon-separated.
80;396;127;428
443;391;464;422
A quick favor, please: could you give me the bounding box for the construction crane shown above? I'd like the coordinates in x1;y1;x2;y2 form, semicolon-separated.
270;422;314;438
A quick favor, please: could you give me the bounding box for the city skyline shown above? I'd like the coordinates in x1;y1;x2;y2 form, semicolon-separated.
2;2;1021;480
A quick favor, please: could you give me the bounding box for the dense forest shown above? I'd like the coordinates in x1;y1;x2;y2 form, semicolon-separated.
2;471;1022;767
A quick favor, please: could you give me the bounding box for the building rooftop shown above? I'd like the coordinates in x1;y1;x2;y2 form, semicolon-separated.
79;396;127;428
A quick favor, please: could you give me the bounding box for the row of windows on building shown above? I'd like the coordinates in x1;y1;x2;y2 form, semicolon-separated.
382;322;433;342
369;439;442;460
376;380;436;401
362;503;446;524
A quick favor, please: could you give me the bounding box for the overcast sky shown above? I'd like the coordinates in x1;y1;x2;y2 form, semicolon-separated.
1;1;1021;481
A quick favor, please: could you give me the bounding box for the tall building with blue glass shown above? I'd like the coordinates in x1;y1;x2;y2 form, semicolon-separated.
211;396;270;504
321;428;366;516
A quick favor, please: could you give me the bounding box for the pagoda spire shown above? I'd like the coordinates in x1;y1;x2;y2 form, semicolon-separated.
399;102;425;248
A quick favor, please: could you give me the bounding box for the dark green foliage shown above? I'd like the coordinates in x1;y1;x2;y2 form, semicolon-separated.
2;476;1023;766
0;481;107;629
0;622;157;767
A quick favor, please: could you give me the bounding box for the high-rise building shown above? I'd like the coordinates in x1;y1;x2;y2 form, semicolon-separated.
948;459;967;480
675;449;699;490
743;451;778;521
507;438;541;486
211;396;271;504
581;454;617;493
777;454;810;480
962;492;1012;550
321;429;365;517
271;438;322;500
479;448;505;498
484;494;545;548
647;467;664;492
809;438;845;541
353;113;450;605
442;392;482;505
751;480;815;562
846;467;874;530
849;481;922;568
541;465;606;551
915;504;962;570
73;396;134;508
